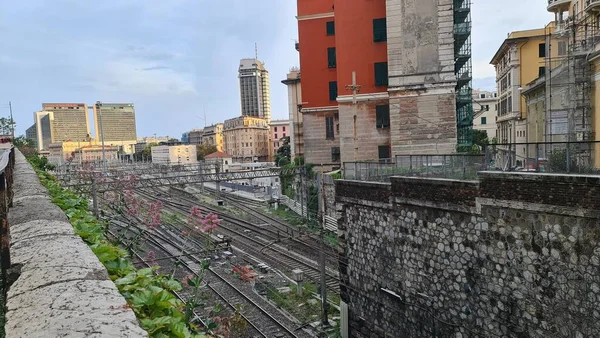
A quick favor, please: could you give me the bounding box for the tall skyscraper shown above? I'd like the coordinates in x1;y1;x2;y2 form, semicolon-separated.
93;102;138;154
238;58;271;122
41;103;91;143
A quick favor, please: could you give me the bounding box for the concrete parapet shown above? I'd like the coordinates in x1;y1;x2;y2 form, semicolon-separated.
5;150;147;337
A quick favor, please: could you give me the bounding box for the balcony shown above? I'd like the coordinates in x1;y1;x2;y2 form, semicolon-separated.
586;0;600;12
547;0;571;13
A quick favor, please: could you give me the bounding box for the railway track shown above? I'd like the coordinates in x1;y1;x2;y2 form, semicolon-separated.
135;188;341;293
108;217;307;338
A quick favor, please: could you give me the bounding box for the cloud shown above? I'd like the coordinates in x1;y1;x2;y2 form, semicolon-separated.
140;66;171;71
87;58;196;96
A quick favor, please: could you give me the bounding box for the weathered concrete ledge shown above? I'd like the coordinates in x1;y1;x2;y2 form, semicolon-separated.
5;150;147;337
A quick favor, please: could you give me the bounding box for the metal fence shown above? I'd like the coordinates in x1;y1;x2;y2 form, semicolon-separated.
343;154;485;181
485;141;600;175
0;146;15;296
342;141;600;181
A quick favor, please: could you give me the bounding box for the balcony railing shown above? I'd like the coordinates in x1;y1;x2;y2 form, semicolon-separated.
585;0;600;12
547;0;571;12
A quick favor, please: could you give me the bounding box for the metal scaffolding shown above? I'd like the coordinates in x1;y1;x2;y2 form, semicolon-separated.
454;0;473;148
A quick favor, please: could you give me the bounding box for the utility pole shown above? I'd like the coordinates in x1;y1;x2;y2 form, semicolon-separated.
96;101;107;174
319;165;329;334
345;72;361;161
8;102;14;139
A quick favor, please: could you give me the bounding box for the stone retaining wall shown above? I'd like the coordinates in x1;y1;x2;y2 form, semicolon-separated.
336;172;600;338
5;150;147;337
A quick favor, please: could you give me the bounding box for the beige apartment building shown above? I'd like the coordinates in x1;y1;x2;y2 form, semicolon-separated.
93;102;137;154
269;119;290;162
202;124;224;151
151;145;198;165
491;24;559;168
31;104;91;151
47;140;99;165
42;103;91;142
73;145;119;164
472;90;498;140
223;116;269;163
281;69;304;159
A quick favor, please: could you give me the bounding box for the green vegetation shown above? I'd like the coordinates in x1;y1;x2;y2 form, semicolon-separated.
196;144;218;161
30;160;207;337
265;205;338;249
266;282;340;335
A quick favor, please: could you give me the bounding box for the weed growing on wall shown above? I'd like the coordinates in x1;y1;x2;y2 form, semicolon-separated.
31;166;208;338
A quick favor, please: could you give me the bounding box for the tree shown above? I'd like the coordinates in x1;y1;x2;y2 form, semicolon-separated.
139;142;158;161
0;117;15;136
197;144;218;161
13;135;34;148
468;130;490;154
274;136;291;166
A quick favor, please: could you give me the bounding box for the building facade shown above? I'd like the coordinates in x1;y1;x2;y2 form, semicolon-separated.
222;116;269;163
202;124;224;151
543;0;600;166
239;58;271;122
47;140;99;165
281;68;304;160
491;25;559;168
73;145;118;164
472;90;498;140
151;145;198;165
41;103;91;144
296;0;471;165
204;151;233;173
25;124;37;149
93;102;137;154
187;129;204;145
269;119;290;162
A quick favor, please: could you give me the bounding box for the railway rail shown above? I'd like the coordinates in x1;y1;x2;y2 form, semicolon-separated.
134;188;341;293
108;217;307;338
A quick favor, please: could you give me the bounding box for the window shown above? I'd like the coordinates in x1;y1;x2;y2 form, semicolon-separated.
378;145;390;160
539;66;546;77
480;93;486;99
481;117;487;125
373;18;387;42
283;133;286;137
329;81;338;101
485;105;490;111
539;43;546;57
331;147;340;162
283;126;286;132
558;41;567;56
326;21;335;36
326;116;335;139
327;47;337;68
374;62;388;86
275;133;277;139
274;127;277;132
376;105;390;128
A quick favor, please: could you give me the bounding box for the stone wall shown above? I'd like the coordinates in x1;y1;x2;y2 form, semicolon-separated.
336;172;600;338
5;150;147;337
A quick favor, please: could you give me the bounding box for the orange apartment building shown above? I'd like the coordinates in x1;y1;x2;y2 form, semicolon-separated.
296;0;471;165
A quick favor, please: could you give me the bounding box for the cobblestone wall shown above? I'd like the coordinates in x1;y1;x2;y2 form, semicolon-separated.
336;172;600;338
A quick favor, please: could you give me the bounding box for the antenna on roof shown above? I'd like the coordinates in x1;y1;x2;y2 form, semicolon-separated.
255;43;258;60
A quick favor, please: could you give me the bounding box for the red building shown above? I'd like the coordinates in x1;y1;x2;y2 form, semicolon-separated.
297;0;391;165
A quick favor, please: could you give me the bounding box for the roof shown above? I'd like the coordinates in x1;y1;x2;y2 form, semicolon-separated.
490;23;554;65
205;151;232;159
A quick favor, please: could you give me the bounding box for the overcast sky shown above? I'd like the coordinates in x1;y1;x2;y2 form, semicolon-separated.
0;0;554;138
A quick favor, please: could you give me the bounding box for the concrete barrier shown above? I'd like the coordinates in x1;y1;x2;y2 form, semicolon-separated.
5;150;147;337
